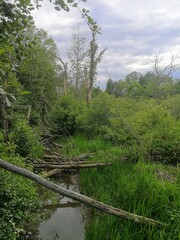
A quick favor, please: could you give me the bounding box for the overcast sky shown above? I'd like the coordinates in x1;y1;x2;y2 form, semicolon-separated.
32;0;180;88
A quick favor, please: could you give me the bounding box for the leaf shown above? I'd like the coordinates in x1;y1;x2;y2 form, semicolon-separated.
0;48;6;55
0;87;5;95
21;91;31;95
9;94;16;101
5;96;12;107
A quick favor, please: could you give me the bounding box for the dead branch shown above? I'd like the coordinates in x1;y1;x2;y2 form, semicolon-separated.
42;153;92;162
42;169;61;178
39;161;96;165
33;162;112;169
0;158;165;226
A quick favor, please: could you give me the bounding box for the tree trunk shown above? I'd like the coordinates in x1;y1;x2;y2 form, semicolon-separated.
0;158;165;226
0;95;9;142
27;105;31;124
86;30;96;104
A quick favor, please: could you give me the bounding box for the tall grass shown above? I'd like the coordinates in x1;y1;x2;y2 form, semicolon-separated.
81;159;180;239
61;135;180;239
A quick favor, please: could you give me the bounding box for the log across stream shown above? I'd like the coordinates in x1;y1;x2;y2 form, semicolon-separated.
36;173;85;240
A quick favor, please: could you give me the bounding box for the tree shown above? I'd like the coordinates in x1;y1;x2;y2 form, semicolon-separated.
106;79;115;95
86;29;106;103
68;26;88;90
57;55;68;94
17;27;60;122
0;0;35;140
125;71;142;83
150;54;180;78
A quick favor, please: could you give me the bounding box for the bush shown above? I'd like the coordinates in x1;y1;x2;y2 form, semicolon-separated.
49;94;86;136
10;121;43;158
161;95;180;119
85;95;180;164
85;92;115;137
0;143;40;240
147;118;180;164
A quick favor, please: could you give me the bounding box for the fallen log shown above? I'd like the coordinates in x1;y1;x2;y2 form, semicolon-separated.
42;153;92;162
0;158;165;226
43;154;64;160
37;161;97;165
43;169;61;178
42;161;99;178
34;162;112;169
72;153;93;161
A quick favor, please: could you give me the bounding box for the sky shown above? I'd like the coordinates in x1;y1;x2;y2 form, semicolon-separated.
32;0;180;89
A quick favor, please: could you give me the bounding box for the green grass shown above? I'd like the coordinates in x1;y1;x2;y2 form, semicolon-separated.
58;134;122;162
60;134;180;240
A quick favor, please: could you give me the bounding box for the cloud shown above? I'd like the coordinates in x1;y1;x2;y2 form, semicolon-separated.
32;0;180;88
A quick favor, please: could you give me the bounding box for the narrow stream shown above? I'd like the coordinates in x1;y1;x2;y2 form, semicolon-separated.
37;174;85;240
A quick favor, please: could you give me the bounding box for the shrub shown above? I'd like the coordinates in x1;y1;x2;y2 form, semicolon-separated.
161;95;180;119
85;92;115;137
10;121;43;158
147;118;180;164
49;94;86;136
0;144;40;240
86;96;180;165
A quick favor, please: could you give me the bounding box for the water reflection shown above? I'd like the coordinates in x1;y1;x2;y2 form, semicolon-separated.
38;174;84;240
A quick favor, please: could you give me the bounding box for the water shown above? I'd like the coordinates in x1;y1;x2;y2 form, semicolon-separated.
38;174;85;240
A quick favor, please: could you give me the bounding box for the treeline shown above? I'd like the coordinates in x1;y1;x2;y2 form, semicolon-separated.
106;70;180;99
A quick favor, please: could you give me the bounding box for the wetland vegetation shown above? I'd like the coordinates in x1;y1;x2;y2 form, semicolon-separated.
0;0;180;239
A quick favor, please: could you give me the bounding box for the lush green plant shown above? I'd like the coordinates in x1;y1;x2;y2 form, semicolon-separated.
49;94;86;136
10;120;43;158
0;141;40;240
85;95;180;164
85;92;115;137
161;95;180;119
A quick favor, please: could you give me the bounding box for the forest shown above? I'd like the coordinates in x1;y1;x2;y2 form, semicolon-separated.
0;0;180;239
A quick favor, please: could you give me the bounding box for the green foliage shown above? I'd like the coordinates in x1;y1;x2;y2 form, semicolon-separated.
17;27;59;117
50;94;86;136
161;95;180;119
10;120;43;158
0;143;40;240
84;95;180;165
85;92;114;137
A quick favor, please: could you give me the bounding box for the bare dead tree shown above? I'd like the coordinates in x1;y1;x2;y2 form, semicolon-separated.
86;29;106;104
68;26;88;90
150;54;180;78
57;56;68;94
